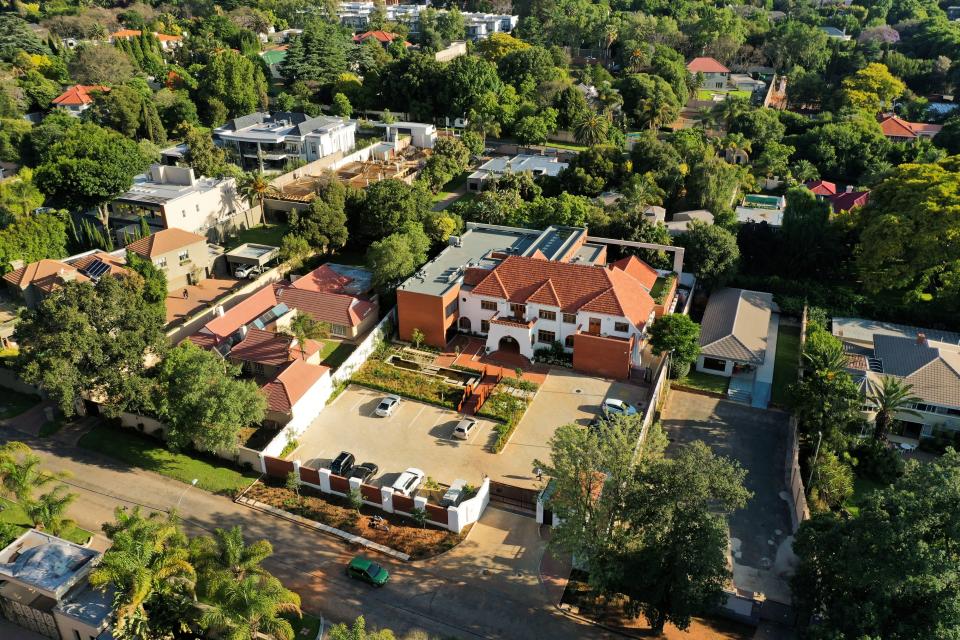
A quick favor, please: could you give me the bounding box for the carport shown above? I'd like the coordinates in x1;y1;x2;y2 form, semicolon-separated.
224;243;279;277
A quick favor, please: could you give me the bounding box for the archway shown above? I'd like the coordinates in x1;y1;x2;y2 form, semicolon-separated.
498;335;520;354
459;317;472;332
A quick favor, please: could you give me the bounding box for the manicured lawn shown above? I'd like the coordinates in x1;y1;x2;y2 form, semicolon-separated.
0;388;41;420
78;424;260;496
673;370;730;395
0;497;92;545
543;140;587;151
318;341;356;369
696;89;753;101
223;223;290;250
843;475;884;517
284;612;323;639
771;323;802;406
432;170;470;202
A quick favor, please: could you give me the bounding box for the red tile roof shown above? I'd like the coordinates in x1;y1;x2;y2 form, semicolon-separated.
3;253;127;293
51;85;108;107
804;180;837;196
829;190;870;212
275;284;377;327
471;255;656;327
609;255;658;292
111;29;143;38
228;327;320;367
155;33;183;42
878;114;943;139
686;57;730;74
353;31;411;46
126;228;207;258
261;359;329;413
290;264;355;294
202;285;277;340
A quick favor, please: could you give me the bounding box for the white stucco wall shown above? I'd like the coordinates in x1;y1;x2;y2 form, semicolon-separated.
696;355;734;377
162;178;250;236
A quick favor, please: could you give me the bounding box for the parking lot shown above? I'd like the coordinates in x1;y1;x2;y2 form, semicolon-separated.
290;371;650;491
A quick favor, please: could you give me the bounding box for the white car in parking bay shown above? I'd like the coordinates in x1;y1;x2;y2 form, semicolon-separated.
602;398;638;417
375;395;401;417
391;468;425;497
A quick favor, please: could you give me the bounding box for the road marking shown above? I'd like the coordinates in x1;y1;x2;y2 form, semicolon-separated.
407;405;426;428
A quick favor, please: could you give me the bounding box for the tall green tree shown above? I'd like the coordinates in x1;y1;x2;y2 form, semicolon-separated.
618;74;680;130
198;51;268;120
867;376;921;442
190;526;273;600
151;341;267;452
675;221;739;290
199;574;301;640
182;125;228;178
14;274;166;417
86;84;167;146
366;222;430;289
573;113;610;147
289;176;349;251
648;314;701;378
281;20;351;85
792;450;960;639
349;179;431;246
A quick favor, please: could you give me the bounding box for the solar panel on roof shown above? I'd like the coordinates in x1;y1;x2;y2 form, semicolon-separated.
80;259;110;280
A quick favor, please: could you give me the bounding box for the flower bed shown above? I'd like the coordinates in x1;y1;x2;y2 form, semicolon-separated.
245;480;464;559
352;358;463;409
478;388;533;453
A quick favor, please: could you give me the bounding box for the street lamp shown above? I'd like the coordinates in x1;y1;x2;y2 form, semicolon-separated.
176;478;199;510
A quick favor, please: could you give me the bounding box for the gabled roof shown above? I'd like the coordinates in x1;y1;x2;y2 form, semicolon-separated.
51;85;108;107
203;285;278;340
125;228;207;258
699;288;776;365
111;29;143;38
3;259;77;289
609;255;658;292
275;284;377;327
228;327;320;367
830;190;869;213
870;334;960;407
686;57;730;74
290;264;355;294
470;255;656;326
877;114;943;139
261;359;329;413
3;253;127;294
804;180;837;196
353;31;411;46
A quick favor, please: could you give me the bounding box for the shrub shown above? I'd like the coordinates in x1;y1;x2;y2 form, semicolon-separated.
352;359;462;409
851;440;904;485
533;341;573;367
669;359;691;379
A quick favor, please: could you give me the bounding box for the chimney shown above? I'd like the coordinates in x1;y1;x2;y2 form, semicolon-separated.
917;332;927;346
846;185;854;193
214;305;225;317
239;325;248;338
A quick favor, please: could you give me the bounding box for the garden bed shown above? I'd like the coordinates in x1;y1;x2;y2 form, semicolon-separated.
352;358;463;409
477;383;535;453
245;480;464;559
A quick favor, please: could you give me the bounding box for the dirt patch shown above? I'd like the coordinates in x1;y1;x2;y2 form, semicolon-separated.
245;479;465;559
561;571;754;639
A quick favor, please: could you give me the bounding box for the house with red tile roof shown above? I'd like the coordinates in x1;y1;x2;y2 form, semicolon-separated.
50;85;108;115
687;57;730;90
804;180;870;212
2;251;127;308
877;114;943;141
260;359;332;428
397;224;678;380
109;29;183;50
352;30;412;47
804;180;837;197
125;228;212;291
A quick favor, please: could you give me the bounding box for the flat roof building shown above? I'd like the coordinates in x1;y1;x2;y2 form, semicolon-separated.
467;155;568;192
213;112;356;171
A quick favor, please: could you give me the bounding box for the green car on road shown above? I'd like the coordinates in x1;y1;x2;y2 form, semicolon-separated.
346;555;390;587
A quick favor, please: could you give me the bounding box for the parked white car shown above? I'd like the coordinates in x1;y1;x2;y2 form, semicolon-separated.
234;264;263;279
375;395;401;417
452;418;478;440
602;398;638;417
392;468;425;497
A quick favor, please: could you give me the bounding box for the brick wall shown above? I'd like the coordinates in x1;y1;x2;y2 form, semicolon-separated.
573;332;633;380
426;503;449;525
361;484;382;502
330;474;350;494
264;456;295;478
392;494;416;513
299;466;320;485
396;287;458;347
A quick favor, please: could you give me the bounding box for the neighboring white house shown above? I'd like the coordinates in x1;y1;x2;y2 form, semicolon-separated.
735;194;786;227
467;155;568;191
110;164;253;240
213;112;357;171
687;57;731;90
665;210;714;236
337;2;518;40
833;317;960;439
730;73;767;93
379;121;437;149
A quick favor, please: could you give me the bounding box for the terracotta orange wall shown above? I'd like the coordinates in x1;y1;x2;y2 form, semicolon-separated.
396;286;459;347
653;277;679;318
573;332;633;380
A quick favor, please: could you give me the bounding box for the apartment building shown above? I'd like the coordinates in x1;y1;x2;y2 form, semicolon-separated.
337;2;518;41
213;112;357;171
396;224;678;380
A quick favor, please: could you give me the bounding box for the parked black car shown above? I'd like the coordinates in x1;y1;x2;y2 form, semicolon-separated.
330;451;355;476
348;462;379;483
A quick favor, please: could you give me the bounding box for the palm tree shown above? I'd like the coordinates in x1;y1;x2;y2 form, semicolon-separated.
25;485;76;536
802;337;848;378
627;47;647;73
190;526;273;599
573;113;609;147
867;376;921;441
199;574;301;640
91;507;196;637
240;172;273;216
0;447;59;504
467;107;501;146
711;95;749;130
790;159;820;184
284;314;330;359
597;83;623;120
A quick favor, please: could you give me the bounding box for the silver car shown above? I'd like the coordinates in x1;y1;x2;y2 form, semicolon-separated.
391;467;425;497
375;395;401;417
452;418;477;440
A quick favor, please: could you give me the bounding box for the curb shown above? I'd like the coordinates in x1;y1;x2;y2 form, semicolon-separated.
235;496;411;561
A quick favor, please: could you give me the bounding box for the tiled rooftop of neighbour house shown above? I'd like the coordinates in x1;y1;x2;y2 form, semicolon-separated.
686;57;730;73
0;530;99;599
3;250;127;293
228;327;322;367
55;585;114;627
832;317;960;347
214;112;351;142
261;358;330;413
125;228;207;258
699;288;778;365
290;263;374;296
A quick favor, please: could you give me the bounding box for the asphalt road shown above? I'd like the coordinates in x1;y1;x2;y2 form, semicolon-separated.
0;429;610;640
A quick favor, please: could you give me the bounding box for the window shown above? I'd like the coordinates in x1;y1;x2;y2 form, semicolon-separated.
481;319;490;333
178;250;189;262
331;324;346;336
182;209;187;218
195;204;200;212
562;313;576;324
565;335;574;348
701;357;727;372
614;321;629;333
537;330;556;344
539;309;557;321
253;362;264;374
510;303;526;318
445;299;458;317
481;300;498;311
154;257;167;268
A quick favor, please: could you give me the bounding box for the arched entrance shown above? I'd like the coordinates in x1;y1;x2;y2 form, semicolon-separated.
498;335;520;354
459;317;472;332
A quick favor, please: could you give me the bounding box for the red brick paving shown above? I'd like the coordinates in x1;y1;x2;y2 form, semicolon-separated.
165;278;240;324
438;335;549;385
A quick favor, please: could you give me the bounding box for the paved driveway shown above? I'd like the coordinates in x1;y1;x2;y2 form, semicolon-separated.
661;390;794;603
289;385;501;487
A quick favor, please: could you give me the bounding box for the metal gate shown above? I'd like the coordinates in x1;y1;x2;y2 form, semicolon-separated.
488;481;538;515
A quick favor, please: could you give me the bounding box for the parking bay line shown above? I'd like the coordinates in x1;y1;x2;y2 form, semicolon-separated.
406;405;426;428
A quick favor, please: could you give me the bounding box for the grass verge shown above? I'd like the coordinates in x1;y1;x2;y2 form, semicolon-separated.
78;424;260;496
771;323;801;406
0;497;92;545
0;389;41;420
673;370;730;395
318;341;356;369
284;612;323;639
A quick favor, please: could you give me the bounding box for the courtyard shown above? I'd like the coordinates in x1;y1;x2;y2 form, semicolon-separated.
661;390;794;603
289;368;649;491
